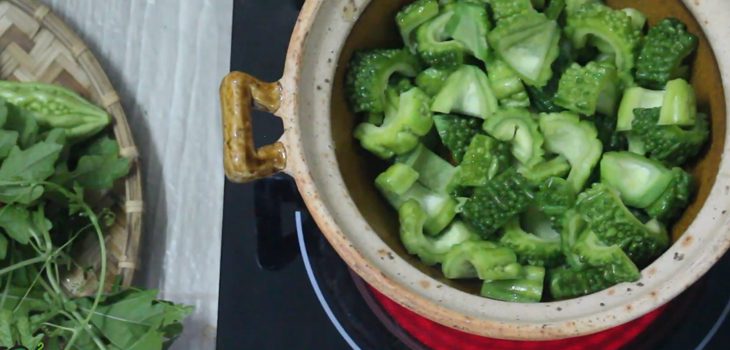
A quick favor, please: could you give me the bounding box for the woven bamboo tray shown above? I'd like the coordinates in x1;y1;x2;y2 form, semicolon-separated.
0;0;143;291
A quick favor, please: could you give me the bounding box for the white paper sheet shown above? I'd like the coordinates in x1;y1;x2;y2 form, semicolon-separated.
45;1;232;349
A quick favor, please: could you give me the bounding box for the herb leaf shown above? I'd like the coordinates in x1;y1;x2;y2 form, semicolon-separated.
3;102;39;149
0;205;33;244
0;234;6;259
16;315;44;349
0;309;45;349
0;142;63;182
0;141;63;204
0;99;7;127
0;310;12;345
0;130;18;159
54;136;130;190
74;289;193;349
0;184;44;205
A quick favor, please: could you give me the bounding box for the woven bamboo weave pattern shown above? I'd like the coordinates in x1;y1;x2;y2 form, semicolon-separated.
0;0;143;291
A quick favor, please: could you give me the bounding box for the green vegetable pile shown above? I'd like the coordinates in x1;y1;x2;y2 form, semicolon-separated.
346;0;708;302
0;82;191;349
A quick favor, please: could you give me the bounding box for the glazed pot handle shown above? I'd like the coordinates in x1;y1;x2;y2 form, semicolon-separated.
220;72;287;183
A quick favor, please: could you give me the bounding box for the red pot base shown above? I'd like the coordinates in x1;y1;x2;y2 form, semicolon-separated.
369;286;666;350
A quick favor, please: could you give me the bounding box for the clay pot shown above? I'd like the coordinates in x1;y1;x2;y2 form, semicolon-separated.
220;0;729;340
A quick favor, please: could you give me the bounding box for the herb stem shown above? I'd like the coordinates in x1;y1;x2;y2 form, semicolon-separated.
13;262;48;313
42;322;75;332
39;182;108;350
0;254;49;276
0;244;16;309
66;308;108;350
37;267;108;347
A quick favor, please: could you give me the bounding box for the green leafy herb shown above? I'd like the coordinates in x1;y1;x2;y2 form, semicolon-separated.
0;85;191;349
53;137;131;190
0;205;33;244
0;234;6;259
0;143;63;181
73;289;193;350
0;140;62;204
0;130;18;159
2;101;39;149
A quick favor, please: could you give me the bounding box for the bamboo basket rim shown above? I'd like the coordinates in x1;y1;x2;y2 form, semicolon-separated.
0;0;143;289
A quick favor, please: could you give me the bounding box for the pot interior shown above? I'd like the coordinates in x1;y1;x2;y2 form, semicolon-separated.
330;0;726;296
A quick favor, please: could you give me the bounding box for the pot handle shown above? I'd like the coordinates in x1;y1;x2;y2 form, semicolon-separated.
220;72;287;183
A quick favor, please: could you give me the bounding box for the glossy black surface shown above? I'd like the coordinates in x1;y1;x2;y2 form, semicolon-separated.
217;1;730;349
217;0;348;349
218;0;416;349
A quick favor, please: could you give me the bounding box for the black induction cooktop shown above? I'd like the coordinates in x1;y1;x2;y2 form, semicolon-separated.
216;1;730;349
217;1;418;349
